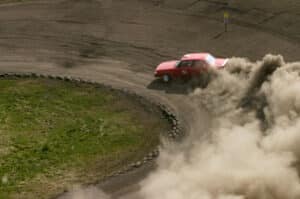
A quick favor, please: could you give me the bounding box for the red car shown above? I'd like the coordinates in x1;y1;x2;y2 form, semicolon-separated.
154;53;228;82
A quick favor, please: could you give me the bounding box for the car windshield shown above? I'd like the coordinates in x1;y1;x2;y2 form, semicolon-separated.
206;54;215;65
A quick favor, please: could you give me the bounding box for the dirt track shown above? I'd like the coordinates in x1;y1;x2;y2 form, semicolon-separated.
0;0;299;198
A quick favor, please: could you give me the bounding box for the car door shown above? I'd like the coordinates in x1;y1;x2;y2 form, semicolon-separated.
190;60;208;76
174;60;194;78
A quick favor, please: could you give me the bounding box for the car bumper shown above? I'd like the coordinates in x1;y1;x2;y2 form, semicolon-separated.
154;71;160;77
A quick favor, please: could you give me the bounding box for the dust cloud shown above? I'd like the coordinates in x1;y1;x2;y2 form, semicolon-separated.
138;55;300;199
66;55;300;199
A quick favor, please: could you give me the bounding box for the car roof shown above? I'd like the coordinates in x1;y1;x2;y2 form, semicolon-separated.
180;53;212;61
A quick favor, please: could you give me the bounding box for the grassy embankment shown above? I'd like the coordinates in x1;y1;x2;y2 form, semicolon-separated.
0;78;168;199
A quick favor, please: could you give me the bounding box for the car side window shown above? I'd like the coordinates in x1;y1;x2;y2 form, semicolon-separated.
177;60;194;68
194;60;207;68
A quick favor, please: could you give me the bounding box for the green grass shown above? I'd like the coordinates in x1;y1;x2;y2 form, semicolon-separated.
0;78;168;199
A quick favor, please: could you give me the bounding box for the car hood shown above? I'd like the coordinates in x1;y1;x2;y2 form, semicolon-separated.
215;58;229;68
155;60;178;71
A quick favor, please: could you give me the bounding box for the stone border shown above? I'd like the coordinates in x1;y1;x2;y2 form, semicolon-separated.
0;72;183;186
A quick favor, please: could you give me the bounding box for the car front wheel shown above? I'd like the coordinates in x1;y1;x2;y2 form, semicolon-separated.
162;74;171;83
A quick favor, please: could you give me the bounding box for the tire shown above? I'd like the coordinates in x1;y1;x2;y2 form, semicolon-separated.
162;74;171;83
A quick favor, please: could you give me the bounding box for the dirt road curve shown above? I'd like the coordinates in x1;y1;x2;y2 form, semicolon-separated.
0;0;299;198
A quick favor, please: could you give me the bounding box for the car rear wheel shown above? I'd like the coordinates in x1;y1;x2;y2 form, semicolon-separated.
162;74;171;83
